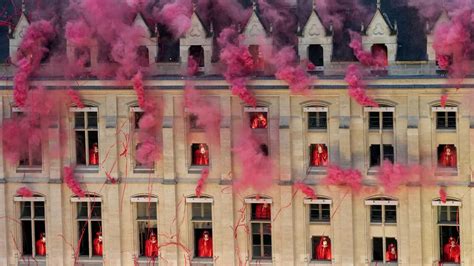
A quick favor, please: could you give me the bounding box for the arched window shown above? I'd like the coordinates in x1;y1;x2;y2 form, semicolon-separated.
308;44;324;68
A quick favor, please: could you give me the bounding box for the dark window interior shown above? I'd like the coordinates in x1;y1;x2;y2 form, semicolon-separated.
308;111;327;129
137;46;150;67
309;204;330;222
385;205;397;223
75;47;91;68
439;226;460;262
370;145;381;166
436;112;456;129
369;112;380;129
370;205;382;223
157;26;179;62
189;45;204;67
383;145;394;163
308;45;324;67
251;223;272;259
372;237;383;261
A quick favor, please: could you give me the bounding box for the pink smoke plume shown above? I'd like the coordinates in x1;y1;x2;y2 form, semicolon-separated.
184;84;221;144
322;165;363;192
345;64;379;107
272;46;313;95
377;160;422;193
64;166;86;197
440;94;448;108
217;27;257;106
349;31;388;68
187;56;199;76
195;168;210;197
294;181;317;199
154;0;192;39
439;187;447;203
67;88;85;108
13;20;56;107
233;127;273;192
313;0;370;32
16;187;34;197
132;72;162;166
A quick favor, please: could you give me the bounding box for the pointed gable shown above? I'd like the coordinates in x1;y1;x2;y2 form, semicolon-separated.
184;11;208;41
242;9;268;38
302;10;326;38
429;11;449;33
132;13;153;39
365;9;395;37
10;12;30;40
426;11;450;61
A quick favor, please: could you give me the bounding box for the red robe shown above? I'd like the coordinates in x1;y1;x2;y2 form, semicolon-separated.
35;239;46;256
194;148;209;165
145;238;159;257
93;237;103;256
251;116;267;129
443;243;461;263
315;243;331;260
255;204;271;220
198;237;213;257
439;150;457;167
386;250;397;261
312;146;328;166
89;147;99;165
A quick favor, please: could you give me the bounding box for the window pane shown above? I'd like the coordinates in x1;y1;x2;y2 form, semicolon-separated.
77;202;88;219
21;220;32;255
309;205;321;221
447;112;456;129
91;203;101;219
78;220;90;256
369;112;380;129
439;206;448;223
192;203;212;220
263;245;272;258
382;112;394;129
436;112;446;129
91;221;103;257
370;145;381;167
439;226;460;263
383;145;394;163
34;202;45;219
252;245;262;258
21;202;31;219
75;112;85;129
137;202;157;220
87;112;98;129
134;112;144;129
449;207;458;223
385;205;397;223
252;223;261;234
263;234;272;245
370;205;382;223
321;205;330;221
75;131;86;165
34;221;46;256
138;221;158;256
372;237;383;261
308;112;327;129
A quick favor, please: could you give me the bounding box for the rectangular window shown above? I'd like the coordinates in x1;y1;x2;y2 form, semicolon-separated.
370;204;397;224
312;236;332;260
77;201;102;257
250;112;268;129
309;204;330;223
369;111;393;130
251;203;272;260
436;112;456;129
370;205;383;223
74;109;99;166
370;144;394;167
136;201;158;257
438;205;460;263
385;205;397;223
437;144;457;168
191;143;209;166
372;237;398;262
19;201;45;257
308;112;327;130
372;237;383;261
189;114;203;130
191;202;213;258
12;111;42;168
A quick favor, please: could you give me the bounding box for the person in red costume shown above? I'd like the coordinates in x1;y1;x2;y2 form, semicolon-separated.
145;232;159;257
443;237;460;263
35;233;46;256
385;243;397;262
439;145;457;167
93;232;103;256
251;113;267;129
255;203;271;220
312;144;328;166
193;144;209;165
197;231;213;257
315;236;331;260
89;143;99;165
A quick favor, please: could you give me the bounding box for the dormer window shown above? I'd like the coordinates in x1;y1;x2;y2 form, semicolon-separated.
248;45;263;71
189;45;204;67
157;26;179;62
137;46;150;67
75;47;91;68
308;45;324;68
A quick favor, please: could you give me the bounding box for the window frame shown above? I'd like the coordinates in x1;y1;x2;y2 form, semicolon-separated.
365;198;398;225
12;108;43;169
247;199;273;261
244;106;269;130
304;106;328;131
305;198;332;224
369;144;395;167
186;197;213;259
16;197;46;258
433;199;461;264
132;196;158;258
70;107;99;167
72;195;103;259
364;106;394;131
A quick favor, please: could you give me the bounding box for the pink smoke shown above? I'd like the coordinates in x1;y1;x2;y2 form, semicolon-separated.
322;165;363;192
233;127;273;192
154;0;192;39
345;64;379;107
132;72;162;166
294;181;317;199
64;166;86;197
16;187;34;197
184;84;221;144
440;94;448;108
65;19;94;47
272;46;313;94
195;168;210;197
313;0;370;32
187;56;199;76
349;31;388;68
67;88;85;108
439;187;447;203
217;27;257;106
377;160;422;193
13;20;56;107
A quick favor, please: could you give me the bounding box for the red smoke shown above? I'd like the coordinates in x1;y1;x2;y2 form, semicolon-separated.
440;94;448;108
217;27;257;106
233;127;273;192
272;46;313;95
322;165;363;192
439;187;447;203
294;181;317;199
195;168;210;197
154;0;192;39
13;20;55;107
349;31;388;68
67;88;85;108
345;64;379;107
377;160;420;193
184;84;221;145
17;187;34;197
64;166;86;197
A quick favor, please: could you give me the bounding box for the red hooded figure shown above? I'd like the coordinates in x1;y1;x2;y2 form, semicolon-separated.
255;203;271;220
251;113;267;129
385;243;397;262
89;143;99;165
312;144;328;166
193;144;209;165
315;236;331;260
439;145;456;167
443;237;461;263
35;233;46;256
93;232;103;256
145;232;159;257
197;231;213;257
